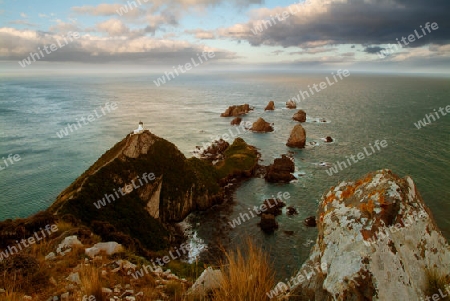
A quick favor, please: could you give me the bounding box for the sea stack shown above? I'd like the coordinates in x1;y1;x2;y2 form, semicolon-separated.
286;124;306;148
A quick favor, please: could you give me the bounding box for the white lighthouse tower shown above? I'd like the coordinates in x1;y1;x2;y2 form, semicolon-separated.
133;121;144;134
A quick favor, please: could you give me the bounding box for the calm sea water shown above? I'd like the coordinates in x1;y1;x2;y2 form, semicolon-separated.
1;71;449;279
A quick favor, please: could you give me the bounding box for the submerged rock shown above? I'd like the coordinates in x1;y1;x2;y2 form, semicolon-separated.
265;100;275;111
250;117;274;132
293;109;306;122
278;169;450;300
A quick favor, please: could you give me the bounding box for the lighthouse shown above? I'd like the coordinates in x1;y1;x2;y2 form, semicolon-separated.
133;121;144;134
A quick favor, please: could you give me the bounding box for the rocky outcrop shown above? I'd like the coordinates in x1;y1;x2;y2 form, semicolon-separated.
196;139;230;162
293;109;306;122
265;155;296;183
265;101;275;111
250;117;274;132
220;104;252;117
286;124;306;148
286;100;297;109
277;170;450;300
231;117;242;125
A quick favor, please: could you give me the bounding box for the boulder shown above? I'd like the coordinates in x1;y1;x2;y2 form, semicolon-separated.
303;216;316;227
230;117;242;125
85;242;124;258
279;169;450;300
265;101;275;111
286;100;297;109
258;213;279;233
293;110;306;122
220;104;251;117
265;155;295;183
188;267;223;296
250;117;274;133
286;124;306;148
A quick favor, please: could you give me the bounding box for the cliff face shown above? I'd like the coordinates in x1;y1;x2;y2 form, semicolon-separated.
279;169;450;300
49;130;223;251
48;131;260;252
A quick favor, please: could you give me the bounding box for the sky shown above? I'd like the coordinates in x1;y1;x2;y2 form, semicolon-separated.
0;0;449;73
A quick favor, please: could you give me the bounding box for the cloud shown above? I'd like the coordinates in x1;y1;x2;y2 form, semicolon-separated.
0;27;238;65
8;20;37;27
72;4;144;18
364;46;385;54
290;47;338;55
218;0;450;49
96;19;130;36
185;29;216;39
20;13;27;18
271;50;284;55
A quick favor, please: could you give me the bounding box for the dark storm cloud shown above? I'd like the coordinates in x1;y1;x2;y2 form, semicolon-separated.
222;0;450;49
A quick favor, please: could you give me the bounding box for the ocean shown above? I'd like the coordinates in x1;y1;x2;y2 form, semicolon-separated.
0;71;449;279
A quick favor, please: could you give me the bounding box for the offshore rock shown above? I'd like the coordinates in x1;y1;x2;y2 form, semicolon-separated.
265;100;275;111
220;104;252;117
250;117;274;133
293;109;306;122
265;155;295;183
286;124;306;148
278;170;450;300
230;117;242;125
286;100;297;109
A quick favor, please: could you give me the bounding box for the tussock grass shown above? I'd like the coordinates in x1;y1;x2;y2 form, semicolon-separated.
80;264;104;301
213;239;276;301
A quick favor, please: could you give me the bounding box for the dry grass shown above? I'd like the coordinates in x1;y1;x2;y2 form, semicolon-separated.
80;264;104;300
212;239;276;301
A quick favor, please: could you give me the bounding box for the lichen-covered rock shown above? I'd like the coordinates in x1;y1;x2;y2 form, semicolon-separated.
286;125;306;148
220;104;252;117
278;169;450;300
265;101;275;111
293;110;306;122
250;117;274;133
